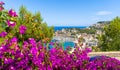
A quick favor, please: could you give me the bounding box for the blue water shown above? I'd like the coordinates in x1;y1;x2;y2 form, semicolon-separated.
63;41;75;50
54;26;87;31
48;41;75;50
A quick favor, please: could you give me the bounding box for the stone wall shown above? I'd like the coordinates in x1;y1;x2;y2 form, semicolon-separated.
88;51;120;60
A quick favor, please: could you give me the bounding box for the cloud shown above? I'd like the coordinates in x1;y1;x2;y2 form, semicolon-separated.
97;11;112;15
92;17;100;21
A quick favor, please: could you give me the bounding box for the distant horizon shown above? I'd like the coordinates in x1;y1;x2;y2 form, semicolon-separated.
54;26;87;31
2;0;120;26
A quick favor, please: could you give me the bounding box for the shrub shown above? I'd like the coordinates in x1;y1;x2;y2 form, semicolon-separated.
0;38;120;70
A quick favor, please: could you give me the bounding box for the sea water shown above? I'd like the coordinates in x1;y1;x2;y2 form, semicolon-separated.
54;26;87;31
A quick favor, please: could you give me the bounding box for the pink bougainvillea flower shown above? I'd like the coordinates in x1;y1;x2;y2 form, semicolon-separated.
0;1;5;5
10;37;18;43
19;25;27;34
0;6;4;11
0;31;7;38
7;20;16;28
8;9;18;17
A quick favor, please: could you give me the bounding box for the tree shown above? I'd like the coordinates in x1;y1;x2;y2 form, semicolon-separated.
98;17;120;51
17;6;54;42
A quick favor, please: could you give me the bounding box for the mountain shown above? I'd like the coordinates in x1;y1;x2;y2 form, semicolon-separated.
89;21;111;29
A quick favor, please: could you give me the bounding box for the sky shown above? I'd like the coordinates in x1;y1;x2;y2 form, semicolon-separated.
1;0;120;26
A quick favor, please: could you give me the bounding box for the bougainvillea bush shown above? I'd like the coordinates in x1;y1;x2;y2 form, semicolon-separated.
0;2;54;44
0;2;120;70
0;38;120;70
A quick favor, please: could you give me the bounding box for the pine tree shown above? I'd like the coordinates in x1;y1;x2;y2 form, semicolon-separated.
98;17;120;51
